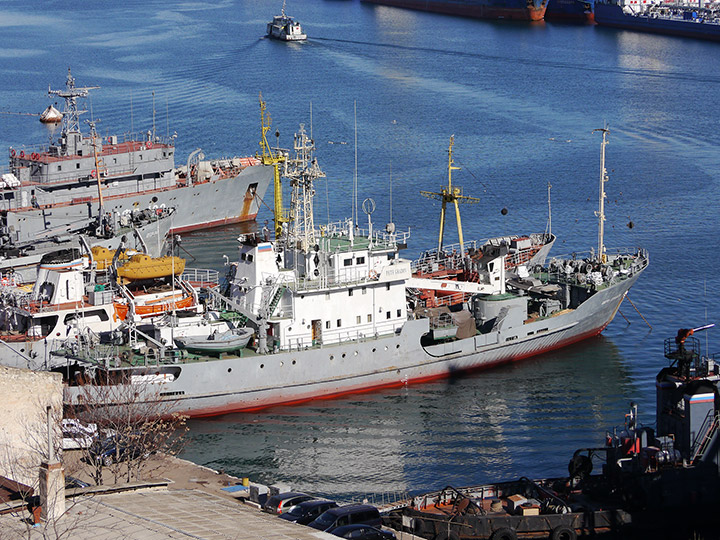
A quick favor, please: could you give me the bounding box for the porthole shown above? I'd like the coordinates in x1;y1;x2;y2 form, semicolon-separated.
280;361;284;367
396;344;400;349
260;364;265;369
330;355;334;360
292;360;296;365
372;348;376;353
227;368;232;373
384;346;388;351
342;353;346;358
354;351;358;356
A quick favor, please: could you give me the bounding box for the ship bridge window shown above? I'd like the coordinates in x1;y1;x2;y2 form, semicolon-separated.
57;165;62;171
76;163;80;169
348;289;353;296
343;258;352;267
337;319;342;327
357;256;365;264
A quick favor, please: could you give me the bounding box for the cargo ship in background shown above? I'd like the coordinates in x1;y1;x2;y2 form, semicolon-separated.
2;69;273;249
361;0;548;21
594;0;720;40
545;0;595;22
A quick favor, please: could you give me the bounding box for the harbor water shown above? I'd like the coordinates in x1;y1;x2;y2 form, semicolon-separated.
1;0;719;501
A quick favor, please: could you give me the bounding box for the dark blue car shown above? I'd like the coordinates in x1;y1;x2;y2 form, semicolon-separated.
278;499;339;525
308;504;382;533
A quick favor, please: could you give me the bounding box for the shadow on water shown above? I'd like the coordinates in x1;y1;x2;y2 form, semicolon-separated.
180;334;637;499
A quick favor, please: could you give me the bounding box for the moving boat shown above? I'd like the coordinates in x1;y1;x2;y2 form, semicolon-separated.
267;1;307;41
382;325;720;539
59;125;647;418
360;0;548;22
2;69;273;243
594;0;720;41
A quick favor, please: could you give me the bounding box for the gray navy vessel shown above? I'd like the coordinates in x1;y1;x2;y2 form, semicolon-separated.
2;69;272;250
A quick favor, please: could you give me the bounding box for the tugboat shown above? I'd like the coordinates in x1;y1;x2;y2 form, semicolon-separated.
267;0;307;41
382;324;720;540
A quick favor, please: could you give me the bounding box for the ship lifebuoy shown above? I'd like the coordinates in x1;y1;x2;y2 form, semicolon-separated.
90;169;97;178
30;152;38;160
0;278;8;287
10;149;16;157
19;151;25;159
147;141;153;149
369;270;379;280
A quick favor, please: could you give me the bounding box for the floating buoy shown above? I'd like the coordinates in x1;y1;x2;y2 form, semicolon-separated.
501;207;508;216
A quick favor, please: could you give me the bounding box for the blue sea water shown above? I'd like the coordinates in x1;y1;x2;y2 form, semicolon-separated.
1;0;719;500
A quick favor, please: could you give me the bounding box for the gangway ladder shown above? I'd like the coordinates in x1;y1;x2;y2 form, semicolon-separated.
691;409;720;464
262;281;287;319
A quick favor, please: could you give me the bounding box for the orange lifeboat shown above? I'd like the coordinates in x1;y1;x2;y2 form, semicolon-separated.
113;291;195;321
116;254;186;283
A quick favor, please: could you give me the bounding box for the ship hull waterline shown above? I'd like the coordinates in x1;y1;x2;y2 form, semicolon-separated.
4;164;272;237
64;269;640;418
362;0;547;21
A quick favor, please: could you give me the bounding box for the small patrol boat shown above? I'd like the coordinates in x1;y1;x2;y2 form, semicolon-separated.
267;0;307;41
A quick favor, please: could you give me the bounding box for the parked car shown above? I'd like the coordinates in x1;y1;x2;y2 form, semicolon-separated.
278;499;339;525
308;504;382;533
61;419;97;450
262;491;315;515
332;524;397;540
87;434;147;466
65;476;91;489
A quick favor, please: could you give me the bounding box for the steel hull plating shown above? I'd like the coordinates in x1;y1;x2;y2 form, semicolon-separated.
4;164;272;239
68;269;641;417
362;0;547;21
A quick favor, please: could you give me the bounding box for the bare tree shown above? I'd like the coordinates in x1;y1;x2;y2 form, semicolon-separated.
66;378;187;485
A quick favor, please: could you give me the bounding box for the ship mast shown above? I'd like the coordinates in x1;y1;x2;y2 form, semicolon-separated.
287;125;325;252
421;136;480;254
592;126;610;263
88;120;105;220
48;68;99;143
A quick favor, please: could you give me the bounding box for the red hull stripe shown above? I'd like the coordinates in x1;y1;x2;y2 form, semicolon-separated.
168;213;258;234
185;323;609;418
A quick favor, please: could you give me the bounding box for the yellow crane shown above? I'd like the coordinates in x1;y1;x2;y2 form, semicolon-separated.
420;135;480;255
257;93;287;238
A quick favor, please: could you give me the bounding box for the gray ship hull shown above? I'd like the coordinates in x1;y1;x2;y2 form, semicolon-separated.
63;267;641;417
4;164;272;243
